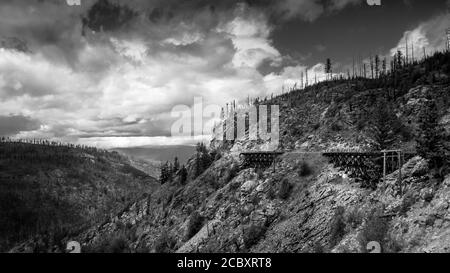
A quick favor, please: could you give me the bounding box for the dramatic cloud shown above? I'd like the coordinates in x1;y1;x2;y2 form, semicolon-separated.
0;0;444;147
0;114;40;136
391;14;450;58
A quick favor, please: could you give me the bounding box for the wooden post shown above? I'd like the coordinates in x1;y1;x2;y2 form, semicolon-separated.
273;156;276;173
383;151;386;184
398;151;403;195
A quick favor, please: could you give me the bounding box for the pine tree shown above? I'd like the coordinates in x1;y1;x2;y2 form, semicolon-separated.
194;143;212;177
160;162;169;184
169;161;173;177
179;165;188;185
367;98;401;150
416;96;448;169
160;161;174;184
375;55;380;78
305;69;309;86
325;58;332;80
370;56;374;79
173;157;180;173
396;50;403;69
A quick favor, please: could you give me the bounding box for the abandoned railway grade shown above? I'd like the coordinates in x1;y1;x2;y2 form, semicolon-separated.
239;150;416;186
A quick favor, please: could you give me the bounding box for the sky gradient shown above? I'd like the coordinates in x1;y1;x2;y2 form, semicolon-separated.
0;0;449;147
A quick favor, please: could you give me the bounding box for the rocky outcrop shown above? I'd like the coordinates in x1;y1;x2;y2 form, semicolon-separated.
41;79;450;253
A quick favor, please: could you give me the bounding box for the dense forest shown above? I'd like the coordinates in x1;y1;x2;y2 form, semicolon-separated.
0;139;156;252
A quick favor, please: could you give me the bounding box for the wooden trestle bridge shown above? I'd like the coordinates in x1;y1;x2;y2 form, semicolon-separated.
322;150;416;188
239;151;284;171
239;150;416;186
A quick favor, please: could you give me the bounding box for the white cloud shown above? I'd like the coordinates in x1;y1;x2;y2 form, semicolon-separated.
162;27;205;46
218;6;281;69
0;0;373;148
274;0;362;21
262;63;331;97
391;14;450;59
77;135;209;148
329;0;362;11
110;38;148;63
275;0;324;21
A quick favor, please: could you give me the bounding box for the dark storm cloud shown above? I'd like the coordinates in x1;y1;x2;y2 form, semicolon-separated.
0;37;29;52
272;0;449;68
0;0;364;68
0;115;40;136
140;0;362;23
83;0;364;33
0;0;446;147
75;117;173;138
82;0;137;32
0;0;92;67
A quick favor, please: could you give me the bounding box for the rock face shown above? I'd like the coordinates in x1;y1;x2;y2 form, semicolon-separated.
74;150;446;253
8;51;450;254
61;81;450;254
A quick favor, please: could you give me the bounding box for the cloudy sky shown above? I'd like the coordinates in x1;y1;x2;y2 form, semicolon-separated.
0;0;449;148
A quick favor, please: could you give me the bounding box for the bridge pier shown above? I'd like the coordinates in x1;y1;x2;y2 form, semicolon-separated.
239;152;284;171
323;150;415;189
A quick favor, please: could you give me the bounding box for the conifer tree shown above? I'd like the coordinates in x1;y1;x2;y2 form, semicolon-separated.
325;58;332;80
173;157;180;173
194;143;212;178
375;55;380;78
416;96;449;169
396;50;403;69
179;165;188;185
370;56;374;79
160;162;169;184
367;98;401;150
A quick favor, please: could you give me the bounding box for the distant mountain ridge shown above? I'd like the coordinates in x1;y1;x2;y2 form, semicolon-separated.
67;51;450;254
112;145;196;165
6;51;450;253
0;140;158;252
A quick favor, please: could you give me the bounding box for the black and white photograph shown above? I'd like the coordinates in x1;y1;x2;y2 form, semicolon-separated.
0;0;450;261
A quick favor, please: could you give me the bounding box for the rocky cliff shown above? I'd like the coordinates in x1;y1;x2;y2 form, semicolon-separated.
7;52;450;253
64;52;450;253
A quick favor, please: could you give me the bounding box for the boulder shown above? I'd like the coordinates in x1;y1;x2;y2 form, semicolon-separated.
241;180;258;194
443;175;450;188
411;159;429;177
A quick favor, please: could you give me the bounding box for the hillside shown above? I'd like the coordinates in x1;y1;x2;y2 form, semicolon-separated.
7;51;450;253
113;145;196;165
0;141;158;252
112;145;197;179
